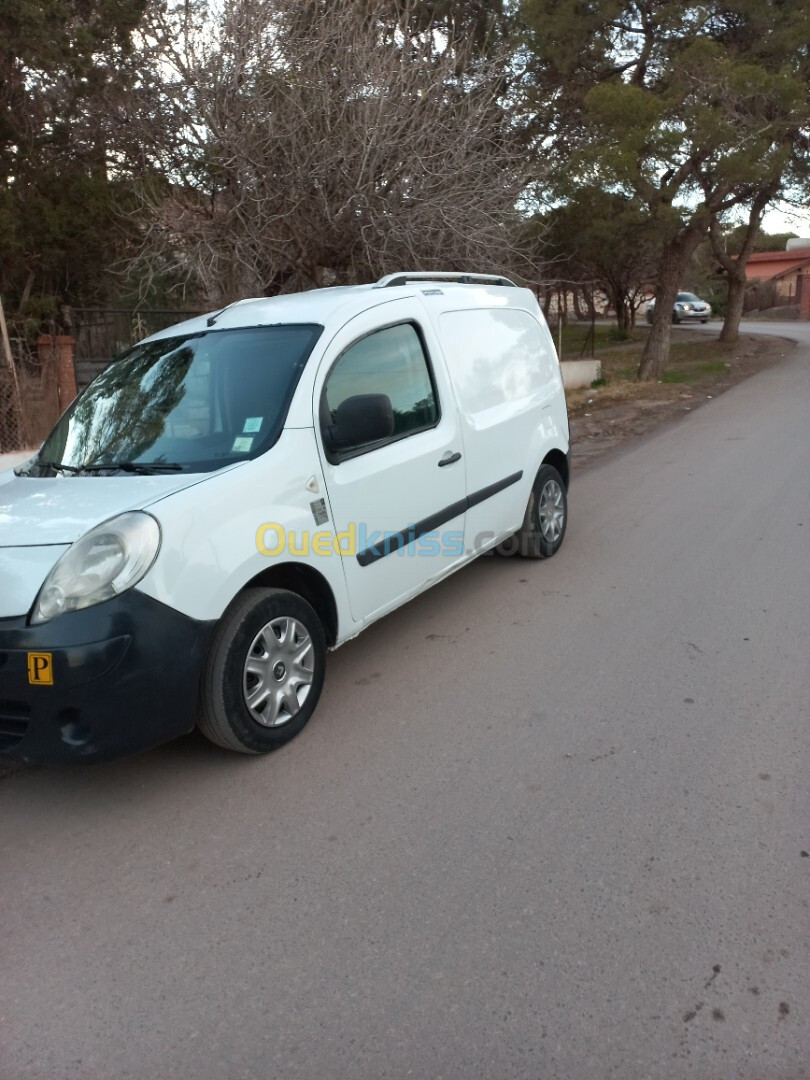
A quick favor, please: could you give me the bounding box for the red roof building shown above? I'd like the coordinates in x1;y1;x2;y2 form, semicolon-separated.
738;249;810;315
744;248;810;283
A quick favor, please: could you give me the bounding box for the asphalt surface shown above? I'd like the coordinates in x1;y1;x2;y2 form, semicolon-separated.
2;322;809;1079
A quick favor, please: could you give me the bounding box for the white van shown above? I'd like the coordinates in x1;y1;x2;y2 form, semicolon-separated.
0;273;570;762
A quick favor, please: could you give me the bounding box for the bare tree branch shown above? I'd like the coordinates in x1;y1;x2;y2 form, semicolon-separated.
121;0;534;303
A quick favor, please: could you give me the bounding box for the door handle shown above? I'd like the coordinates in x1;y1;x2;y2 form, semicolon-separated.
438;451;462;467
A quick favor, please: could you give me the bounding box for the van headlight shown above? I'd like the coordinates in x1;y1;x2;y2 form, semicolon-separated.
31;512;161;625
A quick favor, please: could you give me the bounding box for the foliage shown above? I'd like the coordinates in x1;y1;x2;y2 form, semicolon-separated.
2;0;809;344
0;0;146;325
120;0;531;303
520;0;810;378
540;187;664;329
704;290;728;319
723;227;799;256
392;0;512;52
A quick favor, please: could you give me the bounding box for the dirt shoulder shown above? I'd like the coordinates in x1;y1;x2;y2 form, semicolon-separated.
566;328;793;471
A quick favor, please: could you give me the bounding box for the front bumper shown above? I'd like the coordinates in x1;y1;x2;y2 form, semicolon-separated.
0;591;215;764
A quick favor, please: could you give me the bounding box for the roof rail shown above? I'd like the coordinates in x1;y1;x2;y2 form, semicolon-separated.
374;271;516;289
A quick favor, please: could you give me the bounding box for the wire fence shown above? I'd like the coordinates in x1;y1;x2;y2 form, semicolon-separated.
0;335;61;453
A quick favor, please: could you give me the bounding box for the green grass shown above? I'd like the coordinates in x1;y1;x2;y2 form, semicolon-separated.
556;323;745;417
557;323;641;357
661;361;726;383
615;364;639;380
562;328;745;418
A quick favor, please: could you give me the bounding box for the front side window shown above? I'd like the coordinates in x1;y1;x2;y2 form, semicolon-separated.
33;324;322;474
321;323;438;460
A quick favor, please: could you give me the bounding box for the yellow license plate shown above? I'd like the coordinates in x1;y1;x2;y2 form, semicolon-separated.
27;652;54;686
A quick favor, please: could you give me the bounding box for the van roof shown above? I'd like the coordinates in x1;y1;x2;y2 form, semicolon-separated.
145;275;531;341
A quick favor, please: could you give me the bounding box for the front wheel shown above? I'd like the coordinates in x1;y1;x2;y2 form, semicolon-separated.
199;587;326;753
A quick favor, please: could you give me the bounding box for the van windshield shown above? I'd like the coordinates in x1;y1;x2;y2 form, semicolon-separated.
34;324;322;475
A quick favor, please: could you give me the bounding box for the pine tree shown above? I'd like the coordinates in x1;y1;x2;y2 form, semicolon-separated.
0;1;146;322
521;0;810;378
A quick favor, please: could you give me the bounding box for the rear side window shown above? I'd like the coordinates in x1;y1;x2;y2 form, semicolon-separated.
438;308;555;414
321;323;438;459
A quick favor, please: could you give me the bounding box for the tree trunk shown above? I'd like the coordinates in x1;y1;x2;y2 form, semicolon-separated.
20;267;35;307
583;284;597;320
638;223;708;380
712;184;778;345
608;285;631;331
719;271;746;343
572;287;588;321
557;289;568;327
637;259;679;380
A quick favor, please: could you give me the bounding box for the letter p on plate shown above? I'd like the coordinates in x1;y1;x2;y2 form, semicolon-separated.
28;652;54;686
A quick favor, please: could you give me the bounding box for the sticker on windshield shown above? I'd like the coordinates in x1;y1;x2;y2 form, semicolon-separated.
243;417;263;433
231;436;254;453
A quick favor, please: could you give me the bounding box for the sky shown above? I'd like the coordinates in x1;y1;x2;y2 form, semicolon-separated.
760;202;810;243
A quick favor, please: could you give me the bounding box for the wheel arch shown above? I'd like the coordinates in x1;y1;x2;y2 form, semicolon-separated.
541;448;569;490
239;562;339;647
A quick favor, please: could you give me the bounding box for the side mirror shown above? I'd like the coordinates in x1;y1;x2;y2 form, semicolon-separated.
325;394;394;456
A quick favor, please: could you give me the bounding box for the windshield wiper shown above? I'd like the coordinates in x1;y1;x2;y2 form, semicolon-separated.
33;459;85;474
17;459;184;477
81;461;185;475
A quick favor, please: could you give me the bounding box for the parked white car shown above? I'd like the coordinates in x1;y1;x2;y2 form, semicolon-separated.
0;272;570;763
646;291;712;324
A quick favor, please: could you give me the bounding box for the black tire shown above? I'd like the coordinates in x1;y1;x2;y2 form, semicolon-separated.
496;464;568;559
672;311;680;324
701;318;708;323
199;587;326;754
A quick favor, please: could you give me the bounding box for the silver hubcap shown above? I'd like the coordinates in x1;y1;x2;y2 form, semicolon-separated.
243;617;314;727
538;479;565;542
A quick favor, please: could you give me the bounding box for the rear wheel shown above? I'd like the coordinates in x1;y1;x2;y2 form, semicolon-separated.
496;464;568;559
199;587;326;754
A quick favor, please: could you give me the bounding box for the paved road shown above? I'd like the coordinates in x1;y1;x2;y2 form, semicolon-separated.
2;324;808;1079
